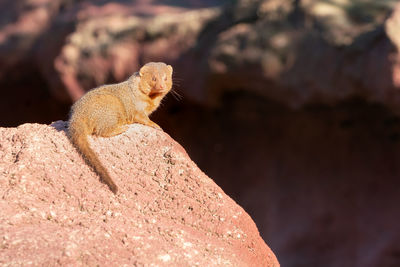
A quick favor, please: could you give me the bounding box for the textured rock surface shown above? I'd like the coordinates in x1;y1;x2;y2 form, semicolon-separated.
0;121;278;266
204;0;400;109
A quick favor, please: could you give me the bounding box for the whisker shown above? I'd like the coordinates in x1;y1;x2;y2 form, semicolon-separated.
170;74;183;101
172;75;184;81
170;89;183;101
173;80;182;85
159;98;166;107
172;89;182;96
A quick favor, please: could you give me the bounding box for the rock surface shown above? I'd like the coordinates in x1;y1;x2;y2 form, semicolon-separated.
204;0;400;110
0;121;278;266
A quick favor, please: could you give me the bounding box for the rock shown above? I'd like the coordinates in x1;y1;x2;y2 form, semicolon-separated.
0;1;225;126
32;0;400;113
205;0;400;109
38;6;220;103
0;0;63;80
2;0;400;122
386;2;400;89
0;121;278;266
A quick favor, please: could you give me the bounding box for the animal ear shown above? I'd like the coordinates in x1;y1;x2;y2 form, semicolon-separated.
167;65;173;74
139;65;148;77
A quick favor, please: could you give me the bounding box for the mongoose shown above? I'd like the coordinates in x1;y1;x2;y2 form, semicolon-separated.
68;62;173;194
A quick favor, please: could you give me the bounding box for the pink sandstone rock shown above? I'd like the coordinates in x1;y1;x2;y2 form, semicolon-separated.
0;121;279;266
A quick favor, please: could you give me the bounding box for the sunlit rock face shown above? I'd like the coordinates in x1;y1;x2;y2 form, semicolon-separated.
0;121;278;266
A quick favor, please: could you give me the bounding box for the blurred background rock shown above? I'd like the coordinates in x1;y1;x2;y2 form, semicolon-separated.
1;0;400;266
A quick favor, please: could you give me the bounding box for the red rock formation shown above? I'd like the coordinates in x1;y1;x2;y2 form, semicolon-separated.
0;121;278;266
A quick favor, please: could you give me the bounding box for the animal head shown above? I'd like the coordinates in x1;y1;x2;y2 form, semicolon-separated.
139;62;173;98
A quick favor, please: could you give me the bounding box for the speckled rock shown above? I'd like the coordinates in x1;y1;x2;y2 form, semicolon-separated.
0;121;278;266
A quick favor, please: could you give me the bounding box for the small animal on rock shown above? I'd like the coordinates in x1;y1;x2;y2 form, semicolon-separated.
68;62;173;193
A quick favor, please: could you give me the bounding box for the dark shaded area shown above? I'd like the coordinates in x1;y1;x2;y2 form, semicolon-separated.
150;0;228;8
0;69;70;126
156;94;400;267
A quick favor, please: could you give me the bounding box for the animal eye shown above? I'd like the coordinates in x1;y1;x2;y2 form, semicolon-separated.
152;77;156;81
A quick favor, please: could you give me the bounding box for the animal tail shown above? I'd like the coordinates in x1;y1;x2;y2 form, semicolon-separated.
68;121;118;194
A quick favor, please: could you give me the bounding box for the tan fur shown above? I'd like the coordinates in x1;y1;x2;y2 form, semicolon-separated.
68;62;173;193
